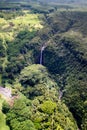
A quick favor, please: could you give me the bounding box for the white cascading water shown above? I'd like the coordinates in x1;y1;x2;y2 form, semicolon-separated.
40;46;45;65
59;90;63;100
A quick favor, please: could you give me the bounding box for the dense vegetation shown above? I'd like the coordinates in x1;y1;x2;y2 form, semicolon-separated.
2;65;78;130
0;1;87;130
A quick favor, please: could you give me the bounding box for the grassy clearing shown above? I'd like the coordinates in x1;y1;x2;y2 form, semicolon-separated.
0;10;43;40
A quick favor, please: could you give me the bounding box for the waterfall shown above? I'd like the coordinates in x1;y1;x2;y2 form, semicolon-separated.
40;46;45;65
59;90;63;100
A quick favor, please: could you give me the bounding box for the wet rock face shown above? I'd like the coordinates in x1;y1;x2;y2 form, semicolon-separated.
0;87;12;98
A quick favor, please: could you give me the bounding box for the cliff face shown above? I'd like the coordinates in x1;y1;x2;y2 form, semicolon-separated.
0;87;11;98
38;11;87;129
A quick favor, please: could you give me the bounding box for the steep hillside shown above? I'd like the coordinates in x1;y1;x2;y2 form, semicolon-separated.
41;11;87;129
0;3;87;130
1;64;78;130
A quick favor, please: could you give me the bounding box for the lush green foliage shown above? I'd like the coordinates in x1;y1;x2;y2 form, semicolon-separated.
0;98;10;130
2;64;78;130
0;2;87;130
0;112;10;130
0;10;43;84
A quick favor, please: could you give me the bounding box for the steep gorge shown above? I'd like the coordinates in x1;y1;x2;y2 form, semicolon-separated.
0;7;87;129
33;11;87;128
